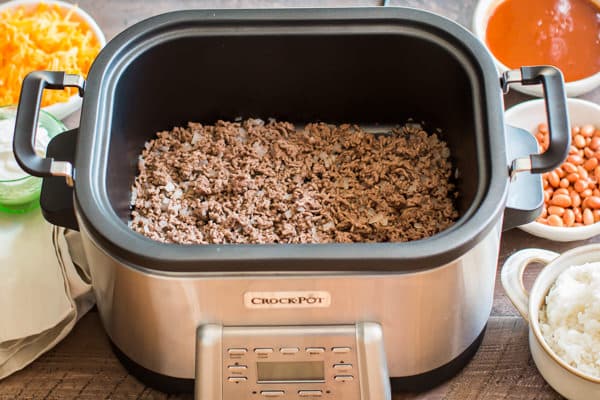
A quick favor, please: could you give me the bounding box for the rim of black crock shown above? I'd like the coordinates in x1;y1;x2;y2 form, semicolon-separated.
73;7;509;274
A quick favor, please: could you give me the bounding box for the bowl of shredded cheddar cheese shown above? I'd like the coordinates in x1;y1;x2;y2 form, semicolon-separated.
0;0;105;120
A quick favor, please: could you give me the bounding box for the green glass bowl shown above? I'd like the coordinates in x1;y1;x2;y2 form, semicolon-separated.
0;106;66;213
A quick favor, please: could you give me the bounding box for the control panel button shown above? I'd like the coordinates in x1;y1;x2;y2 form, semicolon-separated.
280;347;300;355
333;363;353;371
334;375;354;382
332;346;352;354
227;365;248;374
227;376;248;383
260;390;285;397
305;347;325;355
298;390;323;397
254;348;274;356
227;348;248;357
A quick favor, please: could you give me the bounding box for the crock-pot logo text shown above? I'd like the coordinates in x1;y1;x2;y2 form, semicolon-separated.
244;291;331;309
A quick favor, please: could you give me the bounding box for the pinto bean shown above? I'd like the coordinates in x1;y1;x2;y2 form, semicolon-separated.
563;209;575;226
547;215;564;227
566;173;579;183
550;194;572;207
583;208;594;225
554;188;569;196
584;157;598;171
548;171;560;188
583;196;600;209
568;154;584;165
584;147;595;158
574;207;583;223
548;206;565;216
570;192;582;208
574;180;588;193
574;134;586;148
562;162;577;174
582;124;595;137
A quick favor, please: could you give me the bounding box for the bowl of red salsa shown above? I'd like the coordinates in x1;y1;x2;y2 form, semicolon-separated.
473;0;600;97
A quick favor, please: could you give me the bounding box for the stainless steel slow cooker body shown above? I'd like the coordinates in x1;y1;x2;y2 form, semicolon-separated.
13;7;569;394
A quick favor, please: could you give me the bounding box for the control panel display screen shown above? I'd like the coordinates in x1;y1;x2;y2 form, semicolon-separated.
257;361;325;382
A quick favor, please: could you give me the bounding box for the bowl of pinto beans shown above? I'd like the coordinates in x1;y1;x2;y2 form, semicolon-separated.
505;98;600;242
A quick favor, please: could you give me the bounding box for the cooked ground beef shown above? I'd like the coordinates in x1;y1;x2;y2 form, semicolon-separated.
130;119;458;244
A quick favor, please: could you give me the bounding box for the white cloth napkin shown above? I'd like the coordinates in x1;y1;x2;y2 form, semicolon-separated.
0;210;93;379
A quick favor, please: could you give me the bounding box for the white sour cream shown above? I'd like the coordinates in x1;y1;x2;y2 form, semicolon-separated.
0;118;50;181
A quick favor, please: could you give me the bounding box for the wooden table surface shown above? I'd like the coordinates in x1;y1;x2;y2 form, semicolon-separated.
1;0;599;399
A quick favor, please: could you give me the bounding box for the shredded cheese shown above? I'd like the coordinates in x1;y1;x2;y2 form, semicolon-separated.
0;2;101;107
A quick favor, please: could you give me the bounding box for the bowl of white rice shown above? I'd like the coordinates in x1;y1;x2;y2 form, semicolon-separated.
501;245;600;400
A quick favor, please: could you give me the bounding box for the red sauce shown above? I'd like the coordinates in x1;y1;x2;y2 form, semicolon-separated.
486;0;600;82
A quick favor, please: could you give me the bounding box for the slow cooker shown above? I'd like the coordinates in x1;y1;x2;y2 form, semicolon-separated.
13;7;569;399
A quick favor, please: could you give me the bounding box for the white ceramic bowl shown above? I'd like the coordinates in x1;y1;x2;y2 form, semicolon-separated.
502;245;600;400
0;0;106;120
505;98;600;242
473;0;600;97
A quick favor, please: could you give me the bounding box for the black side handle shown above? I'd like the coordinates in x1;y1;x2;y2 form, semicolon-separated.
501;66;570;176
41;129;79;231
13;71;84;186
503;126;544;230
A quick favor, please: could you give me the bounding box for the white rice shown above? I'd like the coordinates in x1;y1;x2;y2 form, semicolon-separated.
540;262;600;378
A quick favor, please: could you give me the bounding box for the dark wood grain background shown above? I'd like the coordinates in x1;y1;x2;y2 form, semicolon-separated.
1;0;599;398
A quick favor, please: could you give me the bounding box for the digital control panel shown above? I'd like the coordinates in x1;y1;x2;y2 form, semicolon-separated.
196;323;391;400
